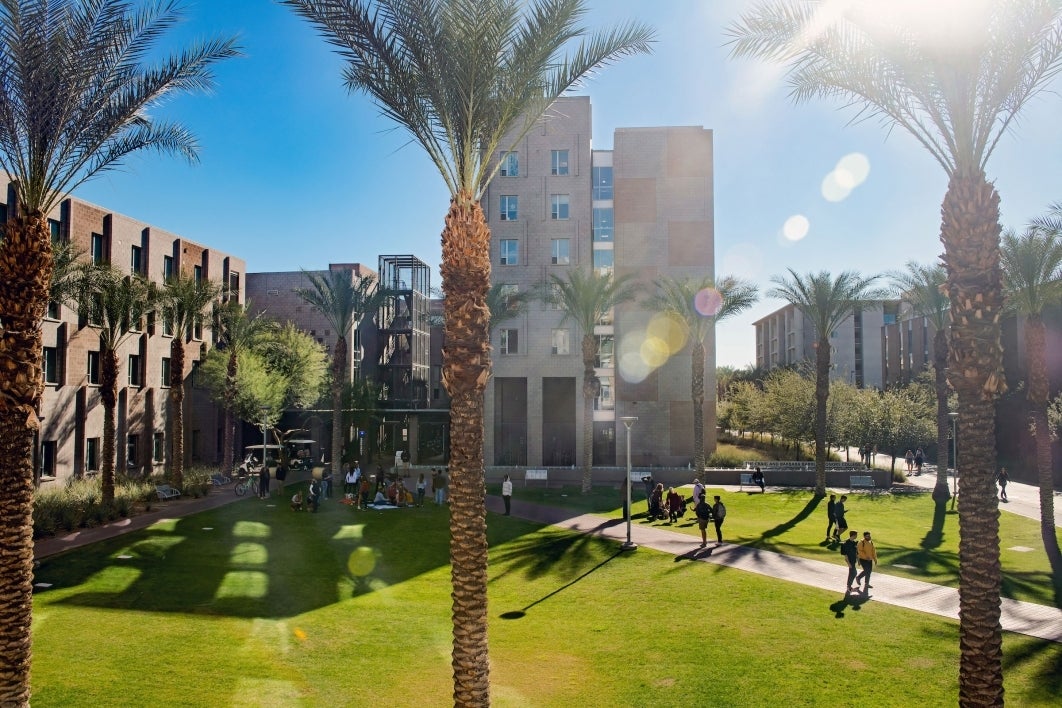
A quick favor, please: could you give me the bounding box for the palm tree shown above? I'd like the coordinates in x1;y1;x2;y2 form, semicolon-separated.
161;273;222;490
296;269;386;480
645;275;758;470
767;270;884;495
549;268;637;493
728;5;1062;700
1000;222;1062;572
282;2;652;701
0;3;235;700
889;262;951;505
213;300;276;476
76;267;159;504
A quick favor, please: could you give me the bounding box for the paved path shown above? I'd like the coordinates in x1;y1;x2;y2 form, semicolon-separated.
489;497;1062;645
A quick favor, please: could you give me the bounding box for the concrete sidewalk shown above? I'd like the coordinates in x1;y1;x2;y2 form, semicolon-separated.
489;496;1062;645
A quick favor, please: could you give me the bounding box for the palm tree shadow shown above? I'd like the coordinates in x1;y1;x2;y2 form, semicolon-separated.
760;494;821;540
499;549;623;620
919;502;947;550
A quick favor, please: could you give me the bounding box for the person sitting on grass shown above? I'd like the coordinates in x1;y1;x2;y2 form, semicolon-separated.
290;491;304;511
373;490;388;506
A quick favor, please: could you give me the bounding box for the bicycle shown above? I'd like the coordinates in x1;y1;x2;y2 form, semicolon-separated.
234;474;260;497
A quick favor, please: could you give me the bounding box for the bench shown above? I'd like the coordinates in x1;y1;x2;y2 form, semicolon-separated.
155;484;181;501
849;475;875;490
524;469;548;487
740;473;754;489
211;473;231;486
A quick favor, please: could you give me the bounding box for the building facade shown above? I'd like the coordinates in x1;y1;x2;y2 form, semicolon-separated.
482;97;717;468
30;184;245;483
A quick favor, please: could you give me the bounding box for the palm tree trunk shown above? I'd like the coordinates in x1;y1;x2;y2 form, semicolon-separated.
814;337;829;496
581;334;598;494
1025;317;1062;572
941;170;1005;706
170;338;186;489
439;194;491;707
101;348;119;504
332;335;347;479
932;328;951;506
0;213;51;705
692;341;706;471
222;351;238;475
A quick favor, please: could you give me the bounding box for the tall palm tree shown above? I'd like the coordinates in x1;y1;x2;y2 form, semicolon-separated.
889;261;952;505
549;268;637;493
1001;222;1062;572
76;266;159;504
296;269;385;479
767;269;884;496
161;273;222;490
645;275;758;470
0;3;235;701
213;300;276;476
728;3;1062;701
282;2;652;702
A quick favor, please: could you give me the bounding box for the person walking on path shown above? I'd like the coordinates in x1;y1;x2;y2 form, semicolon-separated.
997;467;1010;502
826;494;837;541
690;478;705;508
914;448;924;476
694;493;712;547
855;531;878;593
259;462;270;499
841;530;859;593
711;495;727;545
834;495;848;541
501;474;513;515
904;449;914;475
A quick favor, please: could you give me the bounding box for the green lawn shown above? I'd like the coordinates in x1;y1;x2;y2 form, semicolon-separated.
502;483;1062;606
31;484;1062;706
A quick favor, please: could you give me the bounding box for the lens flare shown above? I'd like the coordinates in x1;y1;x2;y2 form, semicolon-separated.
646;312;687;353
640;337;670;367
782;215;809;241
695;287;723;317
347;546;376;577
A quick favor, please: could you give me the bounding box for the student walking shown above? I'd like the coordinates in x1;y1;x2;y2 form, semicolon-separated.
711;495;727;545
826;494;837;541
834;495;849;541
694;493;711;547
501;474;513;515
997;467;1010;502
855;531;878;593
841;530;859;593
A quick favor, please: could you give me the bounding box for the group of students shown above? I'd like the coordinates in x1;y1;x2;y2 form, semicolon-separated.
826;493;878;593
290;478;322;513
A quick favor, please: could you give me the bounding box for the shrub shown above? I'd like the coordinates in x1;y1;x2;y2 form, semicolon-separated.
33;477;156;539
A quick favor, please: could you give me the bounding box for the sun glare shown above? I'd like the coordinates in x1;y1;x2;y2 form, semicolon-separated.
782;214;810;241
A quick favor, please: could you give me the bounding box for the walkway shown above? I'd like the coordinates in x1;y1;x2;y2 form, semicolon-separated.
487;496;1062;645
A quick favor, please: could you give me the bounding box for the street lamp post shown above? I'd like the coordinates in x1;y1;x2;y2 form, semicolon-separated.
260;405;270;471
948;411;958;505
620;416;638;551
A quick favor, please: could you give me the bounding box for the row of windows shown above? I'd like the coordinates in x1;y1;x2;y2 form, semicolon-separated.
495;329;614;364
85;236;220;286
499;238;571;266
499;149;570;178
43;348;176;388
45;431;168;475
498;194;573;221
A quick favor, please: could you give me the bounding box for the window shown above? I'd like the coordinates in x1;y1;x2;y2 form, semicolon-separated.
592;165;613;200
43;347;58;385
499;284;519;312
595;376;614;411
550;194;570;220
593;248;614;273
228;271;240;301
551;328;570;356
128;354;142;387
193;314;203;341
153;432;165;463
500;239;519;266
193;264;203;282
127;434;139;467
130;245;143;274
546;282;564;310
162;313;174;337
40;440;57;478
163;255;174;280
596;335;614;368
87;351;100;385
551;149;569;176
500;328;518;355
47;301;60;319
48;219;61;241
86;437;100;472
500;151;519;177
592;207;614;241
551;238;570;265
500;195;518;221
161;357;171;387
90;233;105;265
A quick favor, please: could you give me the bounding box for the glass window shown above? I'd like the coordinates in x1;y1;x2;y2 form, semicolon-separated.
86;437;100;472
500;151;518;177
546;282;563;310
128;354;142;387
593;207;614;241
551;150;569;176
40;440;57;478
499;284;519;312
130;245;142;274
193;314;203;341
193;264;203;282
551;239;570;265
161;357;171;387
163;255;174;280
500;328;519;355
47;301;60;319
127;434;139;467
162;313;174;337
500;239;519;266
592;166;613;200
593;248;613;274
551;328;570;356
595;376;614;411
500;195;518;221
596;335;614;368
153;432;165;463
48;219;61;241
90;233;105;265
87;351;100;385
43;347;58;384
550;194;570;220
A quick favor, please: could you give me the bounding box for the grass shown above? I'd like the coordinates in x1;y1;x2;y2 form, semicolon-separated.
31;482;1062;706
494;483;1061;606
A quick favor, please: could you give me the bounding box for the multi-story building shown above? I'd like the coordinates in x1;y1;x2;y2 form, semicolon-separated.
29;184;245;483
753;302;895;389
482;96;717;468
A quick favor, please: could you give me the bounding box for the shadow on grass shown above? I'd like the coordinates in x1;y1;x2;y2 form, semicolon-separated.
919;503;948;551
1003;629;1062;702
759;492;821;540
498;547;623;620
829;592;869;618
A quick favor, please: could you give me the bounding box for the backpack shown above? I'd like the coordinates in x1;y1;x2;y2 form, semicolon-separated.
715;502;726;520
839;543;847;556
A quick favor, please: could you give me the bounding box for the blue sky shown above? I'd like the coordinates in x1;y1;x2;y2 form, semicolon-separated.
76;0;1062;368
